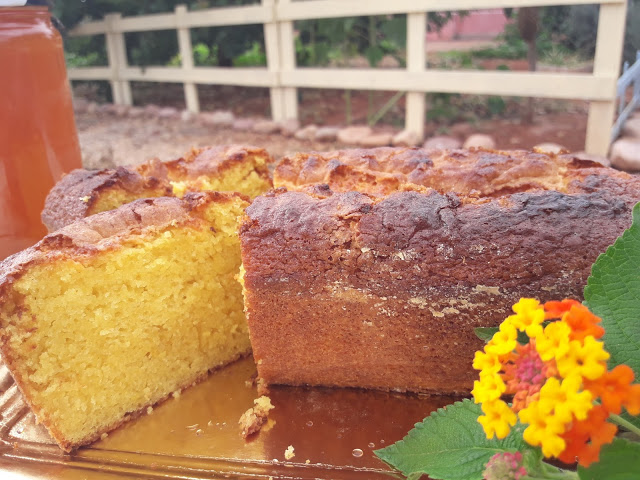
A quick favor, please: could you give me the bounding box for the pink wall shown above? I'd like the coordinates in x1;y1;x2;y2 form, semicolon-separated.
426;9;510;41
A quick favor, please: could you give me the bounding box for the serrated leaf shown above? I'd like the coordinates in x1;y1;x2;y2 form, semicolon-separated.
584;203;640;377
374;399;534;480
578;438;640;480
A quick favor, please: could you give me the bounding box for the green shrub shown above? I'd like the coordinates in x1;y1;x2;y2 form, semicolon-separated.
232;42;266;67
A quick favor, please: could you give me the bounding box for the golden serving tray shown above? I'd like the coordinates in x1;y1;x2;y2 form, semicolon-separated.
0;357;459;479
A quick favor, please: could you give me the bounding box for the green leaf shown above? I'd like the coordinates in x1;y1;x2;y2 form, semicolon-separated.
374;399;535;480
583;202;640;377
474;324;550;344
474;327;498;342
365;45;384;67
578;438;640;480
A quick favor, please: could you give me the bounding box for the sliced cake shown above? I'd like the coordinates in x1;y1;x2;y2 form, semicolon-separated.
0;192;250;451
42;145;274;231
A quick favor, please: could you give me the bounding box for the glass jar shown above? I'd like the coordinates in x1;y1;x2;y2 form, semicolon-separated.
0;6;82;260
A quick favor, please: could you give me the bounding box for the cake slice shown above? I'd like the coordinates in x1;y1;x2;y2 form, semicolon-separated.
0;192;250;451
42;145;274;232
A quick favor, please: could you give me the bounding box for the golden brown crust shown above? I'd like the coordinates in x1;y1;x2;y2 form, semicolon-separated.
41;167;173;232
274;147;621;198
242;148;640;394
139;145;273;182
42;145;274;232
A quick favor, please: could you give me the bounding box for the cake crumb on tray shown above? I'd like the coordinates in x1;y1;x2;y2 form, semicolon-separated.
284;445;295;460
238;395;274;438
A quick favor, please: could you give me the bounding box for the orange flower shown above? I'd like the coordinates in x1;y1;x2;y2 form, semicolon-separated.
544;299;581;319
584;364;640;415
475;298;640;466
563;304;605;342
558;405;618;467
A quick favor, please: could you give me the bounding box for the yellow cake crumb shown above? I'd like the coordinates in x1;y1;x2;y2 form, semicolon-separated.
80;196;90;203
238;395;274;438
284;445;295;460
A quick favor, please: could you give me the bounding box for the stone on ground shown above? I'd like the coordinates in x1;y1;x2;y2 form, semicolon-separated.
280;118;300;137
200;110;235;127
294;124;318;141
232;118;255;131
337;125;372;145
610;138;640;171
392;129;422;147
315;126;340;142
463;134;496;150
253;119;281;134
180;110;197;123
157;107;179;119
622;117;640;138
358;132;393;147
128;107;145;118
423;135;462;150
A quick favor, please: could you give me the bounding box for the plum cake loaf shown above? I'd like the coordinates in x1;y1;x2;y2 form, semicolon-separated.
0;192;250;451
240;147;640;394
42;145;274;232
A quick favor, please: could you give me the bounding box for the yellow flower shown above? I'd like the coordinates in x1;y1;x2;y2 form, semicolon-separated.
509;298;545;339
473;350;501;374
538;375;593;424
519;400;567;458
556;336;610;381
472;373;506;404
536;320;571;362
478;399;517;439
486;322;518;356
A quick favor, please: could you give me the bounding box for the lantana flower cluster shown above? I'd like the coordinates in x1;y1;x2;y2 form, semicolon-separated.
472;298;640;467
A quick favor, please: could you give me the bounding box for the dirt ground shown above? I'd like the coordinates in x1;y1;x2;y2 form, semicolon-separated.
75;105;589;169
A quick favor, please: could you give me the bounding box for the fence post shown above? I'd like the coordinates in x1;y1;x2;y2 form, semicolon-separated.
278;0;298;121
263;0;297;122
585;2;628;156
263;0;283;121
175;5;200;113
104;14;122;104
405;12;426;140
105;13;132;106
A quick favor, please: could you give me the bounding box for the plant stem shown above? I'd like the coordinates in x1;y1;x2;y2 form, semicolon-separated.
524;465;579;480
368;90;405;127
533;462;579;480
344;89;352;125
610;413;640;438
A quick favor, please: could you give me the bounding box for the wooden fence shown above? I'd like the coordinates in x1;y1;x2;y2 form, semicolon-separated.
67;0;629;156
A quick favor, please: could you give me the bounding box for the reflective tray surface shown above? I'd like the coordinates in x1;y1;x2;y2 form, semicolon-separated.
0;357;460;479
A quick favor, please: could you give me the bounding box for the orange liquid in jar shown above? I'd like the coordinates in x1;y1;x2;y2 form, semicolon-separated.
0;7;82;260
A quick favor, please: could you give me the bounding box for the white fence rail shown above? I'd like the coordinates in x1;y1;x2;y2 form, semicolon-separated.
67;0;629;156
